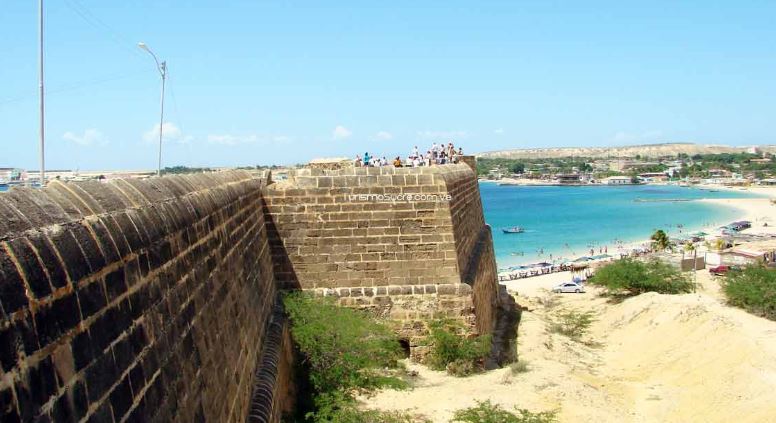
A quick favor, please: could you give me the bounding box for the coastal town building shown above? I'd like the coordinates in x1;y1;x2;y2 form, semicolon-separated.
708;240;776;266
610;160;661;172
638;172;669;182
708;168;733;178
750;158;773;164
603;176;632;185
555;174;581;184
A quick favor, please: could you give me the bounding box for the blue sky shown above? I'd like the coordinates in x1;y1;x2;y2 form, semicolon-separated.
2;1;775;170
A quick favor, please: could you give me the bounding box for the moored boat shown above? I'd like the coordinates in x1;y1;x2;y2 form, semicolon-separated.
502;226;525;234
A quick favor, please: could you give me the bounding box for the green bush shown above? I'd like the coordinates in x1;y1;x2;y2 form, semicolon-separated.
426;320;491;376
722;265;776;320
590;258;694;296
548;309;596;341
283;292;407;421
452;400;558;423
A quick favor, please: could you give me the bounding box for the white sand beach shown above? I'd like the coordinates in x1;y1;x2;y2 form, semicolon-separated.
699;187;776;235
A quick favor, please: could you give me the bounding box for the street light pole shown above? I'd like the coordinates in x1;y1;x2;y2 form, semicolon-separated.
39;0;45;186
138;42;166;176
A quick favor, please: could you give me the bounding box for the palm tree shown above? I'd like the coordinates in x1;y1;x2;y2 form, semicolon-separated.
651;229;670;251
682;242;694;257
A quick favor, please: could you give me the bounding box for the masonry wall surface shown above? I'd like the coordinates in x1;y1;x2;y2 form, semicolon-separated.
0;172;285;422
264;164;504;343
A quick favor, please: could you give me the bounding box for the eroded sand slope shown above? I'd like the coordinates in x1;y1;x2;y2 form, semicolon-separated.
368;280;776;422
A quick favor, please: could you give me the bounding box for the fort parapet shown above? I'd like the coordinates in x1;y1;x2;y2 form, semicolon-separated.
0;158;516;422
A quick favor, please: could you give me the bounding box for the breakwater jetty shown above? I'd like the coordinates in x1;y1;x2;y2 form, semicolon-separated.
0;157;516;422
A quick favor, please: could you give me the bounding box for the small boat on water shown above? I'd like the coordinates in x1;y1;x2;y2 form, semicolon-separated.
502;226;525;234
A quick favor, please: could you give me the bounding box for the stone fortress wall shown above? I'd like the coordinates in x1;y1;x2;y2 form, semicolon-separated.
0;157;516;421
263;160;515;362
0;172;292;422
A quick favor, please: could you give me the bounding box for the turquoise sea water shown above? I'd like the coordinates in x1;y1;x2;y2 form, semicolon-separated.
480;183;760;269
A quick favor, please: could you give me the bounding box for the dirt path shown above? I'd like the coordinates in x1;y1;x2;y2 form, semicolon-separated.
366;279;776;422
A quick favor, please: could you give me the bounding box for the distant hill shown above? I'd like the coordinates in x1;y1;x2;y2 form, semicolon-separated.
477;143;776;159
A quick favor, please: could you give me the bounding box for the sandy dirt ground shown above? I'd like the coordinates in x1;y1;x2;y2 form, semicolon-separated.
366;271;776;423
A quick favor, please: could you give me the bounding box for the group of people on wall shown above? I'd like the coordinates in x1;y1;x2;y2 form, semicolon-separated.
356;142;464;168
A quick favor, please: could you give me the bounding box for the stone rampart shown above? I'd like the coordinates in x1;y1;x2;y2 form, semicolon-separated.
264;164;513;361
0;160;515;421
0;172;290;422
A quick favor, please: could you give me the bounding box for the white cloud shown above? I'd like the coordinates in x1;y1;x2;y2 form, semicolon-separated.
375;131;393;140
63;128;106;146
207;134;291;146
494;128;505;135
332;125;352;140
417;130;469;140
143;122;192;144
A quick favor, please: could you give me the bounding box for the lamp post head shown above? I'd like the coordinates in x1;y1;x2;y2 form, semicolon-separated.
138;42;149;51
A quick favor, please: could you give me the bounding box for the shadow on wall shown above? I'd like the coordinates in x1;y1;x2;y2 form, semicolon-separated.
261;195;301;290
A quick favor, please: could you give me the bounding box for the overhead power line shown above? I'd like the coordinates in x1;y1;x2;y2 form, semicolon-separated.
62;0;145;59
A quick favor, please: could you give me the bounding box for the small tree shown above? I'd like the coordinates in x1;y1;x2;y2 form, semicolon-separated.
549;309;596;341
283;292;406;417
509;162;525;174
651;229;670;251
